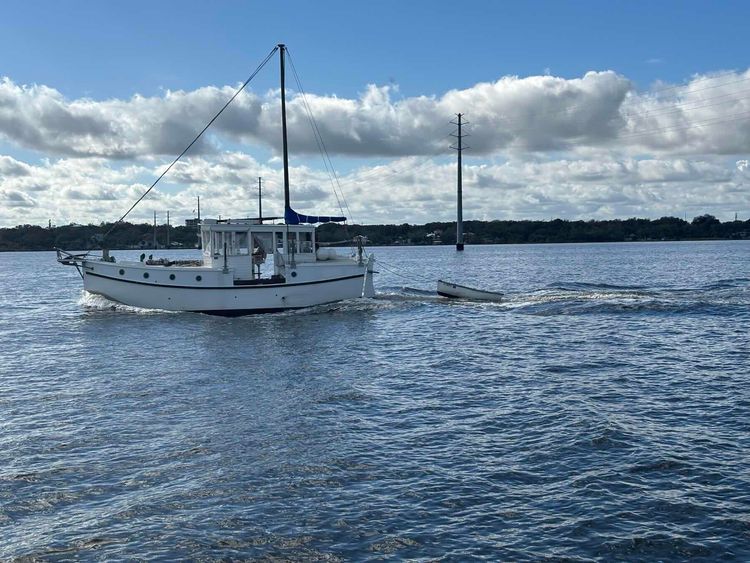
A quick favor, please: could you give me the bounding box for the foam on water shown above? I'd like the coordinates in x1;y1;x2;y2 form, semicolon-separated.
78;291;180;315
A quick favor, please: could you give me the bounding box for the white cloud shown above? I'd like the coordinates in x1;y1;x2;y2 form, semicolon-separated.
1;67;750;227
3;68;747;161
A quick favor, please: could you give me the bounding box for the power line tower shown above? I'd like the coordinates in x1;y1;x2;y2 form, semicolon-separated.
450;113;469;251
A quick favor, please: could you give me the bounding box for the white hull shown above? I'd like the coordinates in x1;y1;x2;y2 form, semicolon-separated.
81;257;374;315
437;279;504;302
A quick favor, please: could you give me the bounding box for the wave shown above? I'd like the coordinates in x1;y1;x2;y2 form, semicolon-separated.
78;292;179;315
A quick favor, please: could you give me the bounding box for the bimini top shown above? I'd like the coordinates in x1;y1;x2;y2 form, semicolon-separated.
285;206;346;225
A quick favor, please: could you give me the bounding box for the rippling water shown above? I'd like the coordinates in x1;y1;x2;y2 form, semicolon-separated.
1;241;749;560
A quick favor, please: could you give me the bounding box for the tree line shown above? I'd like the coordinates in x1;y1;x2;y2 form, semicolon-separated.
316;215;750;245
1;214;748;251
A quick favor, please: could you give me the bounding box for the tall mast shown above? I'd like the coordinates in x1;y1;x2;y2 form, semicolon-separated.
279;44;291;215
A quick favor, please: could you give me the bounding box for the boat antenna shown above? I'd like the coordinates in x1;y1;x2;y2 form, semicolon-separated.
279;44;291;217
102;45;279;242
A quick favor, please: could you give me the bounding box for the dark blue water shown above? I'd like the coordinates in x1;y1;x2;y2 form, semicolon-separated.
1;241;749;560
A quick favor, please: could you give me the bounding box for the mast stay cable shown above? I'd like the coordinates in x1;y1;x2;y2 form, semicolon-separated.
103;46;279;241
285;49;355;225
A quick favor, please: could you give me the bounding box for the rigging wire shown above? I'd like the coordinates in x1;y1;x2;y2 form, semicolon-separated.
286;48;355;224
103;46;279;240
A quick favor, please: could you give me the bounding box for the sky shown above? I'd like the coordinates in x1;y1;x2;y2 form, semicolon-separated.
0;0;749;227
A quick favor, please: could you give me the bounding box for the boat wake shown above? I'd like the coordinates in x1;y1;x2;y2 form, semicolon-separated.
376;278;750;316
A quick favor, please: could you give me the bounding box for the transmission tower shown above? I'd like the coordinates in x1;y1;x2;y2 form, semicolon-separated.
450;113;470;251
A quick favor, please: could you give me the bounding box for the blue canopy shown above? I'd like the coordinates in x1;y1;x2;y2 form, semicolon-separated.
285;206;346;225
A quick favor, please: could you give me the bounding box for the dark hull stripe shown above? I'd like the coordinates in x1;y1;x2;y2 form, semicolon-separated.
189;307;301;316
86;271;364;289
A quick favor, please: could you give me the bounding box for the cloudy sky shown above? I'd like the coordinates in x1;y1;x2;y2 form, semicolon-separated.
1;0;748;227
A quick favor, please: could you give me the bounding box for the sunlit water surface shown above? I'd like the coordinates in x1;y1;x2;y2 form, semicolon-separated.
1;242;749;560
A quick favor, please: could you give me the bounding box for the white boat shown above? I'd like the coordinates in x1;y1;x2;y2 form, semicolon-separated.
437;279;503;301
57;45;375;316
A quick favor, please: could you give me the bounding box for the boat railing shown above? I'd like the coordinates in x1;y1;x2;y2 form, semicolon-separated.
55;248;89;265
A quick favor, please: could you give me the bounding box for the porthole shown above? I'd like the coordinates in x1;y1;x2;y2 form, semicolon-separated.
169;274;175;280
291;271;297;278
196;275;202;282
119;269;125;275
143;272;149;279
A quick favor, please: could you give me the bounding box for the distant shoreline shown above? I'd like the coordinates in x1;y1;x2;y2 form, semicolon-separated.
1;215;748;252
3;237;750;254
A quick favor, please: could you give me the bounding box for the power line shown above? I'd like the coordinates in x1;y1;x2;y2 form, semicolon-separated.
620;87;750;120
494;72;750;126
636;71;750;96
617;108;750;140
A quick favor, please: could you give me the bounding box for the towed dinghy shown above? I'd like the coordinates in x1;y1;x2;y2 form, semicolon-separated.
437;279;504;302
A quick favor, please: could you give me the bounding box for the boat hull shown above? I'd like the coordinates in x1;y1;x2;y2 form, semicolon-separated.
437;279;504;301
82;260;373;315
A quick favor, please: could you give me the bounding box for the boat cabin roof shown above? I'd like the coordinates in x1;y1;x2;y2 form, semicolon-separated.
200;218;315;234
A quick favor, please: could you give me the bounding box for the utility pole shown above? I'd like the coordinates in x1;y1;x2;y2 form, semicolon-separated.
450;113;469;251
166;210;170;248
197;196;201;222
258;176;263;223
153;211;157;249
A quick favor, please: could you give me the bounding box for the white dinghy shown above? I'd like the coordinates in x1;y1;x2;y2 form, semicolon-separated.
57;44;375;316
437;279;504;302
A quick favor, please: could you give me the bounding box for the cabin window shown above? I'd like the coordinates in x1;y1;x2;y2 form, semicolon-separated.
236;232;249;255
300;231;313;253
212;232;224;256
276;231;284;251
254;233;273;256
201;231;211;252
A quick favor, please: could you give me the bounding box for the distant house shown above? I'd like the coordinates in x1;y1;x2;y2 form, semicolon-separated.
185;218;200;227
426;231;442;245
